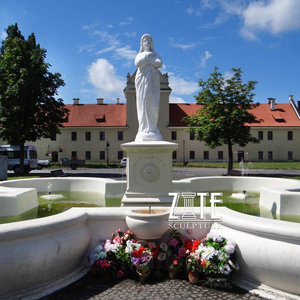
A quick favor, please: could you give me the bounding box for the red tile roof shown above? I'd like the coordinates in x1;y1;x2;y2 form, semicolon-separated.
169;103;300;127
64;104;127;127
63;102;300;128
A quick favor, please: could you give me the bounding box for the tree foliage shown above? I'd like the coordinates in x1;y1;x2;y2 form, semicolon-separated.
184;67;260;174
0;23;69;173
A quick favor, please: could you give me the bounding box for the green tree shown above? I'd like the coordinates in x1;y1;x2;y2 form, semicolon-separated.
185;67;260;174
0;24;68;174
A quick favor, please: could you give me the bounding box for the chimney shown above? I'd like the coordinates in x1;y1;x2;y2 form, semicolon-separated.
97;98;104;105
73;98;80;105
298;100;300;111
116;98;120;104
268;98;275;110
289;95;294;102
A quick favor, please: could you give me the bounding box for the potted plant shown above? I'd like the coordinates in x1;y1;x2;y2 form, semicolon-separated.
125;240;153;283
196;232;238;288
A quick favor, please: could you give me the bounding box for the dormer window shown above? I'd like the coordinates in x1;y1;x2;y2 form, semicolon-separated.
95;114;106;122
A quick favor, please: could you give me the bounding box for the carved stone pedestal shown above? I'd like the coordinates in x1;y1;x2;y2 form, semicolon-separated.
121;141;178;206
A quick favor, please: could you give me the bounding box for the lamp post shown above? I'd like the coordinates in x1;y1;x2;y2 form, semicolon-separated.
106;140;110;166
183;139;185;166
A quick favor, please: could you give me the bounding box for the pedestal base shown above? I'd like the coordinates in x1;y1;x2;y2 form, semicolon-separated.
121;141;178;206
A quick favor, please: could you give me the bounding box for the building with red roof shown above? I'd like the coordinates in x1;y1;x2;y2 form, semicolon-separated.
31;73;300;164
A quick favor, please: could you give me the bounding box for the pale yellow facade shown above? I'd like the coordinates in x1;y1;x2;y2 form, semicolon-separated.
23;72;300;164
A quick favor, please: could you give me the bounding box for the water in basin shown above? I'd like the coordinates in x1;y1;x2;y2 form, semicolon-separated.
0;190;299;224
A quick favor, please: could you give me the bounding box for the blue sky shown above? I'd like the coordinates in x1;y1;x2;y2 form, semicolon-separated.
1;0;300;105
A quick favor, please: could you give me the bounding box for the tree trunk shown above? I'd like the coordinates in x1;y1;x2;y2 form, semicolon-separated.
227;141;233;175
19;142;25;175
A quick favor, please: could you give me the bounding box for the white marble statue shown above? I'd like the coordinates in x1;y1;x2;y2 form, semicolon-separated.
135;34;163;142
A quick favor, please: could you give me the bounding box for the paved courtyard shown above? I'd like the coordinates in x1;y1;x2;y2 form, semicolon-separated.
42;273;268;300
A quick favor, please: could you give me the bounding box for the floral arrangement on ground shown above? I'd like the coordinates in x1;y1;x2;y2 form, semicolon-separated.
89;229;239;287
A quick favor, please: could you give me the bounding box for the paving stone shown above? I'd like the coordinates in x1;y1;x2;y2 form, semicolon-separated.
40;273;271;300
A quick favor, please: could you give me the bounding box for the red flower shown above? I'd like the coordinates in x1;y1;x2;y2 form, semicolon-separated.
184;239;193;252
192;240;200;252
132;250;140;258
201;259;207;268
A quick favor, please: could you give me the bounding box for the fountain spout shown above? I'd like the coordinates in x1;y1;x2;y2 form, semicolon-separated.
47;182;52;195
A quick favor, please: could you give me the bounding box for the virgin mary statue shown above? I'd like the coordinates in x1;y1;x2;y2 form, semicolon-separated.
134;34;163;142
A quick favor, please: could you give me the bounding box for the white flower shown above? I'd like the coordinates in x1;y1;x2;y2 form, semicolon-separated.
125;240;133;253
201;246;216;261
158;252;166;261
219;263;232;275
207;232;223;242
224;243;235;255
217;250;226;261
160;242;168;252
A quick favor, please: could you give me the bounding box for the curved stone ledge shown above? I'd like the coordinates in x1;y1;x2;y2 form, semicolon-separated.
0;177;299;298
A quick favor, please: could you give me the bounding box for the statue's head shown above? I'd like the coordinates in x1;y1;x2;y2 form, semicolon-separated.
139;34;154;52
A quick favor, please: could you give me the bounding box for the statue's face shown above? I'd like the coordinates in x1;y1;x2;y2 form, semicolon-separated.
142;36;151;51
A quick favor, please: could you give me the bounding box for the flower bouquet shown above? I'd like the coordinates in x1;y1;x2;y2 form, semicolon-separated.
196;232;238;288
125;240;153;283
89;242;116;280
148;241;168;278
167;230;187;279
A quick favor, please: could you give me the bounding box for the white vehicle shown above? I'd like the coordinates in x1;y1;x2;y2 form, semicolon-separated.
0;145;38;174
37;159;51;170
120;157;127;167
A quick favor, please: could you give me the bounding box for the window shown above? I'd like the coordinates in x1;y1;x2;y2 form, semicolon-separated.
288;151;293;160
171;131;177;140
99;131;105;141
118;151;123;160
267;131;273;140
71;132;77;141
50;133;56;141
190;132;195;140
203;151;209;160
85;132;91;141
190;151;195;160
118;131;123;141
100;151;105;160
268;151;273;161
71;151;77;159
218;151;223;160
287;131;293;140
172;151;177;160
258;151;263;160
258;131;263;140
85;151;91;160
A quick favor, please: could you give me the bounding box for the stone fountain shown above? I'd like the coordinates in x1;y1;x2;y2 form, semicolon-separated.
0;34;300;299
121;34;175;238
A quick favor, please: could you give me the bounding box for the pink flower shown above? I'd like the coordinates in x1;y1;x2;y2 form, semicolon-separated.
169;238;179;247
113;236;121;244
173;260;178;266
178;246;187;257
116;270;124;278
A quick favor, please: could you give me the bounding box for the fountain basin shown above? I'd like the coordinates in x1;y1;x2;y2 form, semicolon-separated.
231;193;251;200
126;208;170;239
0;177;300;298
40;194;65;200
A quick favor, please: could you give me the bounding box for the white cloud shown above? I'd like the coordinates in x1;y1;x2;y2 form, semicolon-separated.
241;0;300;36
168;37;196;51
169;96;186;103
114;45;137;61
168;72;199;95
120;17;133;26
1;31;7;41
88;59;125;99
196;0;300;39
201;51;212;68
